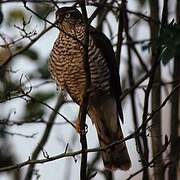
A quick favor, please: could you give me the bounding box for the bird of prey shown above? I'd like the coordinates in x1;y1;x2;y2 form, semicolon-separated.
49;6;131;170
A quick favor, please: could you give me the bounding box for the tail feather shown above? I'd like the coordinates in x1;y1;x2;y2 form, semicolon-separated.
88;96;131;170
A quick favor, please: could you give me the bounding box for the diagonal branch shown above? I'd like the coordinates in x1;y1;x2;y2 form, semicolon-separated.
0;83;179;174
24;93;65;180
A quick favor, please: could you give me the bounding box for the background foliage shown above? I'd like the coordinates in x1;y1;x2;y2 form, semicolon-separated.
0;0;179;180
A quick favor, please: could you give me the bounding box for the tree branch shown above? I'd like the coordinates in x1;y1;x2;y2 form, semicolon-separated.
24;93;65;180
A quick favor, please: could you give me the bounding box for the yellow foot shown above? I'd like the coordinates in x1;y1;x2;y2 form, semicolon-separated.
75;118;88;135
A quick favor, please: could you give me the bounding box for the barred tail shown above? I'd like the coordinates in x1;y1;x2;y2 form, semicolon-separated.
88;96;131;170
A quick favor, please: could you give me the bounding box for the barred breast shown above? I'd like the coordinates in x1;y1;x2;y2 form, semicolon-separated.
49;25;111;104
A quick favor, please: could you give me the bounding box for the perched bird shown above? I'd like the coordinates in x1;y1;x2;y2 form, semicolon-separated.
49;6;131;170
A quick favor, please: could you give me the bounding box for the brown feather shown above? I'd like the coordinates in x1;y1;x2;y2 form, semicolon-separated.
88;95;131;170
49;7;131;171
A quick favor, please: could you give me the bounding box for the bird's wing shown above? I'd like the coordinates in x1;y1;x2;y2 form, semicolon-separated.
90;27;124;122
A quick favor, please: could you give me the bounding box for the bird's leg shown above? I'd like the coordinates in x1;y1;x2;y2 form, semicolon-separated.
75;116;81;134
75;91;88;134
76;116;88;135
76;91;84;134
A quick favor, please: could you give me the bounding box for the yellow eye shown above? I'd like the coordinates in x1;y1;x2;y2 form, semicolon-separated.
65;13;71;18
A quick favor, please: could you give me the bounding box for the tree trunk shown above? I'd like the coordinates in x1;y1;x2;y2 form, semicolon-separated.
149;1;164;180
169;1;180;179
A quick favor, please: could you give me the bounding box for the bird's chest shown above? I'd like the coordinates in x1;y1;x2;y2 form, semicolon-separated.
58;35;85;77
54;34;86;101
50;30;111;104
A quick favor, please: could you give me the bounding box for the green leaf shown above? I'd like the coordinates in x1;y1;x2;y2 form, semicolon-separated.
33;3;54;19
22;48;39;61
33;92;55;102
160;47;175;65
7;9;26;23
26;101;44;118
141;44;150;52
157;19;180;65
15;46;39;61
138;0;147;6
0;5;3;25
25;91;55;118
37;62;50;79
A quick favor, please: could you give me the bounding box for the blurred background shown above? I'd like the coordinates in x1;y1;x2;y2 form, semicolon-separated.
0;0;179;180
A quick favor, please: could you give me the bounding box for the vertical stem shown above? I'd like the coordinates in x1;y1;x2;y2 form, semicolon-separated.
149;0;166;180
0;4;3;25
79;2;91;180
104;170;114;180
169;52;180;179
78;1;109;178
169;1;180;179
140;51;162;179
122;1;147;178
116;4;124;67
96;3;105;32
79;103;88;180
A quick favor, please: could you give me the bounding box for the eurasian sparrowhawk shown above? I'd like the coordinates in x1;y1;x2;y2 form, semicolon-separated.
49;6;131;170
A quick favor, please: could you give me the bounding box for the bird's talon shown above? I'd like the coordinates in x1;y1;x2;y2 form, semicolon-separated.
85;124;88;133
75;119;88;135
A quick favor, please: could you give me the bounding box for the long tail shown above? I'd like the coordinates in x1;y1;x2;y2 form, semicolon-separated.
88;96;131;170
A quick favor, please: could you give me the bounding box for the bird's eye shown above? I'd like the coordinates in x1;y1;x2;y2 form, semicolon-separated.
65;13;71;19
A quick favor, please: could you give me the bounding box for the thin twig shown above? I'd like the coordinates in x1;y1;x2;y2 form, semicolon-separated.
0;83;179;173
2;130;37;138
24;93;65;180
127;136;171;180
0;25;53;69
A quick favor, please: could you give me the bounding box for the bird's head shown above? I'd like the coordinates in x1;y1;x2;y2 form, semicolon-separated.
55;7;82;31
